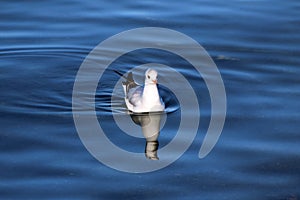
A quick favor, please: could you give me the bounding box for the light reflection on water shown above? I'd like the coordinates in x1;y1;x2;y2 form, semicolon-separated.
130;112;163;160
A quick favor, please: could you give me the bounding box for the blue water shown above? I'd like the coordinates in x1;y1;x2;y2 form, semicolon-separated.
1;0;300;199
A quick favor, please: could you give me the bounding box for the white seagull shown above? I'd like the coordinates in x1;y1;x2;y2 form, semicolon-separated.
120;69;165;113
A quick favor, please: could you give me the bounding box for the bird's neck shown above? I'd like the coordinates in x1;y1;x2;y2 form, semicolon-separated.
142;84;160;105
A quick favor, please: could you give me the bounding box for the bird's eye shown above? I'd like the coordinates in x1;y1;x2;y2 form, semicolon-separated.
147;75;150;79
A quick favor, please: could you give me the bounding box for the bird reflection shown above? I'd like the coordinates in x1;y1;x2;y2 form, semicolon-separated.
129;112;163;160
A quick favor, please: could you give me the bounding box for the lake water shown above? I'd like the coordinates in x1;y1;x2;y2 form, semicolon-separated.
1;0;299;199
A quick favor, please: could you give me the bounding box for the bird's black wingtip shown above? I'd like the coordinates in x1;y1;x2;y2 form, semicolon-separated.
127;72;134;82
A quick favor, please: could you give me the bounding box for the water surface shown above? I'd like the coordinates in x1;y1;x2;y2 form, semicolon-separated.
1;0;300;199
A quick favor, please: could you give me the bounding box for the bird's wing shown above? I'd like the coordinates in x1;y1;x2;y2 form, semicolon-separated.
127;85;143;107
121;72;138;94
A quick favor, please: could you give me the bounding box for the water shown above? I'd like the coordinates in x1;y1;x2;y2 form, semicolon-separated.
1;0;300;199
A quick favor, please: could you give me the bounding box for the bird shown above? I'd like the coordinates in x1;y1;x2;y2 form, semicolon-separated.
117;68;165;113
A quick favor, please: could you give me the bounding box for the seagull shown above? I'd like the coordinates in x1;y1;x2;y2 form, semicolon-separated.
117;69;165;113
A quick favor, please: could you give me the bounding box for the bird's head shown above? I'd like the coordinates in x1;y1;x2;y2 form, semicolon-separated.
145;68;158;85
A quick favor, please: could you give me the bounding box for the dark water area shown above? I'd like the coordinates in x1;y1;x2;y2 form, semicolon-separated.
1;0;300;199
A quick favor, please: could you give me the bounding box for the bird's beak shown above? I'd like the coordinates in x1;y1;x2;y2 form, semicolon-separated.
152;79;157;84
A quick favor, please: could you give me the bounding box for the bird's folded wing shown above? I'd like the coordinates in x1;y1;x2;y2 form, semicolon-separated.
127;86;143;106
